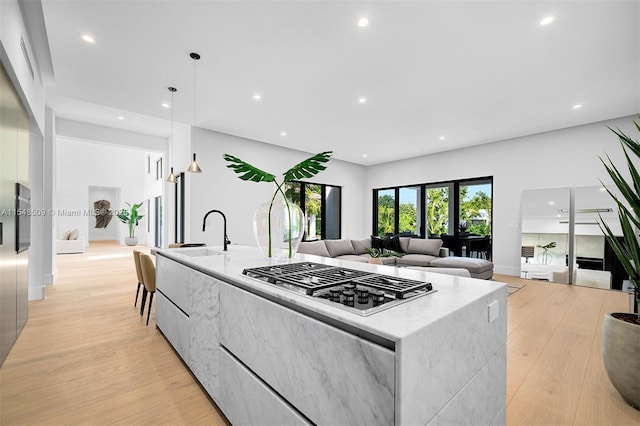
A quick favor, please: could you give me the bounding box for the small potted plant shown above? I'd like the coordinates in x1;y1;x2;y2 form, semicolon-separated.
364;247;404;265
117;202;144;246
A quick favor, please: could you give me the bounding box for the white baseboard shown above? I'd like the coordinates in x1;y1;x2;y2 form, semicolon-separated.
44;273;56;285
493;265;521;276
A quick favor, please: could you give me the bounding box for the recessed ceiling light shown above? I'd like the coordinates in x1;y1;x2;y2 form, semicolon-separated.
358;17;369;27
600;187;607;191
358;97;367;104
362;154;368;158
161;102;170;108
117;116;124;120
548;201;555;205
556;214;562;217
280;131;287;137
81;34;95;43
253;93;262;101
439;135;445;140
573;104;583;109
540;16;554;26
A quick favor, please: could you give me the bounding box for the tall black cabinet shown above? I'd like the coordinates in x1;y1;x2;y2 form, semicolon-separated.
0;61;29;366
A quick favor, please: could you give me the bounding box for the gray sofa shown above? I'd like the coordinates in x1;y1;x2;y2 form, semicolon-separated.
298;237;494;279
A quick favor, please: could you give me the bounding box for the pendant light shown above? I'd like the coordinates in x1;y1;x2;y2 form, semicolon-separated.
187;52;202;173
166;86;178;183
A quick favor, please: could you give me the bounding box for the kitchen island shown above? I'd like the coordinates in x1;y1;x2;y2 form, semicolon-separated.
154;245;507;426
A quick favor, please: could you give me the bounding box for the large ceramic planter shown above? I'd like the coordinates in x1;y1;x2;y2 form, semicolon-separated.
602;312;640;408
252;194;305;259
125;237;138;246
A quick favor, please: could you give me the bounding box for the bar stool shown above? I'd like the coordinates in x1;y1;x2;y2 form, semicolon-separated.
139;253;156;326
133;250;144;307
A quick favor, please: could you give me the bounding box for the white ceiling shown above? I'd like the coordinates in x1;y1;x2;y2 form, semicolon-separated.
40;1;640;165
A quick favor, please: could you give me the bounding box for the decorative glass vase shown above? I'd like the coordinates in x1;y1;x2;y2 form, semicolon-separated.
252;193;305;259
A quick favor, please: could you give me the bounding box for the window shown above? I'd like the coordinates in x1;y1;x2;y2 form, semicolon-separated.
426;185;450;237
458;179;492;236
376;189;395;236
147;155;151;174
373;177;492;240
285;181;341;240
146;199;150;232
399;186;421;236
156;158;163;181
154;196;162;248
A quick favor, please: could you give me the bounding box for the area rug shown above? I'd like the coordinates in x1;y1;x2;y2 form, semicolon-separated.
507;283;526;296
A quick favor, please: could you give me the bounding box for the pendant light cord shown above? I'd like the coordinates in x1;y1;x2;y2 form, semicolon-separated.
167;86;177;182
187;52;202;173
171;87;174;161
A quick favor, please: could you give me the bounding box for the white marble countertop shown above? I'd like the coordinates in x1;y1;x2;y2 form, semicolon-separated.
155;244;506;342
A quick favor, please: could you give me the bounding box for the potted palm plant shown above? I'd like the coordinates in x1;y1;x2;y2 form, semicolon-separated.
599;120;639;409
117;202;144;246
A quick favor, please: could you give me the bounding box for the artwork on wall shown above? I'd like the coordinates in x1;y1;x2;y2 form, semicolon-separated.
94;199;112;228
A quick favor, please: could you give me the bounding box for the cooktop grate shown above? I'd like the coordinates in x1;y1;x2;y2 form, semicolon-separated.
242;262;431;298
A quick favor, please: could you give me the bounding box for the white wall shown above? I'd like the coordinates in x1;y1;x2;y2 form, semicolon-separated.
28;129;44;300
55;138;147;244
188;128;367;247
56;118;166;153
0;0;45;134
365;115;638;276
43;107;56;287
143;152;164;247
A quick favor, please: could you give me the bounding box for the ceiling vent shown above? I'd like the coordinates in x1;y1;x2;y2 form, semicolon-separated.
20;37;35;80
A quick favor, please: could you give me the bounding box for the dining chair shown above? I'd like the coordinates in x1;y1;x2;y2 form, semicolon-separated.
133;250;144;308
139;253;156;326
470;236;492;259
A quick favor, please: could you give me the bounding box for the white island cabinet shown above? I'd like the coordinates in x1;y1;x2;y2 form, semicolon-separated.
154;246;507;426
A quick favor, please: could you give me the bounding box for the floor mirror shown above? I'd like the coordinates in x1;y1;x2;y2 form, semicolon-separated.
520;186;627;290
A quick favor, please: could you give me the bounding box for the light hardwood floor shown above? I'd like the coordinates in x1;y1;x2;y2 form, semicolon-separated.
0;241;638;425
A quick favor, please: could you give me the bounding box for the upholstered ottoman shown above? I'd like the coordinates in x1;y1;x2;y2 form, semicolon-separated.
405;266;472;278
429;257;493;279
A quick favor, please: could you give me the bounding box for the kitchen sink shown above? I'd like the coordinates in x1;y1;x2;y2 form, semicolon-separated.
177;248;222;257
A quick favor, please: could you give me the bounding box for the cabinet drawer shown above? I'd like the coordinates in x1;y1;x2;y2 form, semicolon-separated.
156;255;190;314
220;284;395;426
188;269;221;401
156;292;190;363
220;348;311;426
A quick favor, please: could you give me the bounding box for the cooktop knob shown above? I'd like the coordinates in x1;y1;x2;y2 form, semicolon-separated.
330;287;343;297
344;283;356;290
342;290;355;303
372;290;385;304
357;288;369;303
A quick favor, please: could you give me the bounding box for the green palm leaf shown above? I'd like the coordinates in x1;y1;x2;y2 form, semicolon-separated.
283;151;333;182
223;154;276;183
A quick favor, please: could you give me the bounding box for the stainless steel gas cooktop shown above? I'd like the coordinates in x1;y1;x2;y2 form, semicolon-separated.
242;262;436;316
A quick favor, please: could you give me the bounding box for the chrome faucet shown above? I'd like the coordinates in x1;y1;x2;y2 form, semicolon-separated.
202;210;230;251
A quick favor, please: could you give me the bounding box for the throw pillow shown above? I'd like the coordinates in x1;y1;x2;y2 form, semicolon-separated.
69;229;80;240
371;235;384;250
370;235;405;253
351;238;371;255
297;240;331;257
325;239;356;257
62;230;71;240
384;235;404;253
408;238;443;256
398;237;411;253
